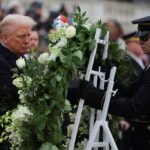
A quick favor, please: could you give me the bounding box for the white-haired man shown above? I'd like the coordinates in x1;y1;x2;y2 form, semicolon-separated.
0;14;35;149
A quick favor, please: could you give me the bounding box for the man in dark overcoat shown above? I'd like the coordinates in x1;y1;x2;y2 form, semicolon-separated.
68;16;150;150
0;14;36;150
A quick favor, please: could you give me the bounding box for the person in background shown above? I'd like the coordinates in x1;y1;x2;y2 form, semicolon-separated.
7;0;20;14
0;14;36;149
43;11;59;33
68;16;150;150
0;7;6;21
124;32;146;76
125;32;149;65
29;28;39;50
119;32;146;150
29;1;45;30
58;4;68;16
24;28;40;58
105;19;126;49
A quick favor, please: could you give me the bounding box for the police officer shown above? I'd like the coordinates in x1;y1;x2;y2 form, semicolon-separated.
68;16;150;150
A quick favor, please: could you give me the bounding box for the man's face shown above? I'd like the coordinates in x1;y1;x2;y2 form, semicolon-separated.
139;34;150;55
29;31;39;50
4;25;31;58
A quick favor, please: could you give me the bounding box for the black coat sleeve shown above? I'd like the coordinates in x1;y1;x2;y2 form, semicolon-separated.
109;79;150;118
0;58;19;115
78;73;150;119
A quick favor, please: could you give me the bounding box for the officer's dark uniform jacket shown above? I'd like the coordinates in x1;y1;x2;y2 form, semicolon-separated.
84;65;144;117
0;43;19;115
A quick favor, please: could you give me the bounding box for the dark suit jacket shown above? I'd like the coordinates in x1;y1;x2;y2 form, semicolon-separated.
0;43;19;115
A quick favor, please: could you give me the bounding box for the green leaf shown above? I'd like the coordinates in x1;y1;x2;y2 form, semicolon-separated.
60;55;66;63
76;33;85;41
77;6;81;12
44;93;51;99
37;132;44;141
73;50;83;60
51;145;59;150
64;100;72;112
56;75;62;82
50;79;56;87
39;142;59;150
39;120;46;131
82;11;86;17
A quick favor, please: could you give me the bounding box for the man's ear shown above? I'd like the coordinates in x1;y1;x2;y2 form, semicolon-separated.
1;34;8;43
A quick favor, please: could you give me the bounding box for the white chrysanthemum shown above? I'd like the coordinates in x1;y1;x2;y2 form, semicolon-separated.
65;26;76;38
38;53;49;64
13;77;23;88
16;57;26;69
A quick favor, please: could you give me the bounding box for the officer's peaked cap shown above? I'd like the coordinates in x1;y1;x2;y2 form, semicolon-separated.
132;16;150;37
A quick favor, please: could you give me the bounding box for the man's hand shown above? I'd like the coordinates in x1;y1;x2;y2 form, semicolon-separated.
67;79;105;109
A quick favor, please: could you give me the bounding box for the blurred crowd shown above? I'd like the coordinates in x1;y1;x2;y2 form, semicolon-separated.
0;0;150;65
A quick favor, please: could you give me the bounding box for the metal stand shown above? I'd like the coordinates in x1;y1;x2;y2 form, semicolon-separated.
85;67;118;150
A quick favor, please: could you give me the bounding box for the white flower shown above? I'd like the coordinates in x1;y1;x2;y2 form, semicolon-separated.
56;24;62;31
65;26;76;38
73;22;77;26
24;76;32;86
19;93;25;102
64;23;69;27
16;57;26;69
48;52;57;61
12;105;32;121
18;90;22;95
83;22;92;30
38;53;49;64
43;65;49;74
57;37;67;47
50;46;61;57
13;77;23;88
